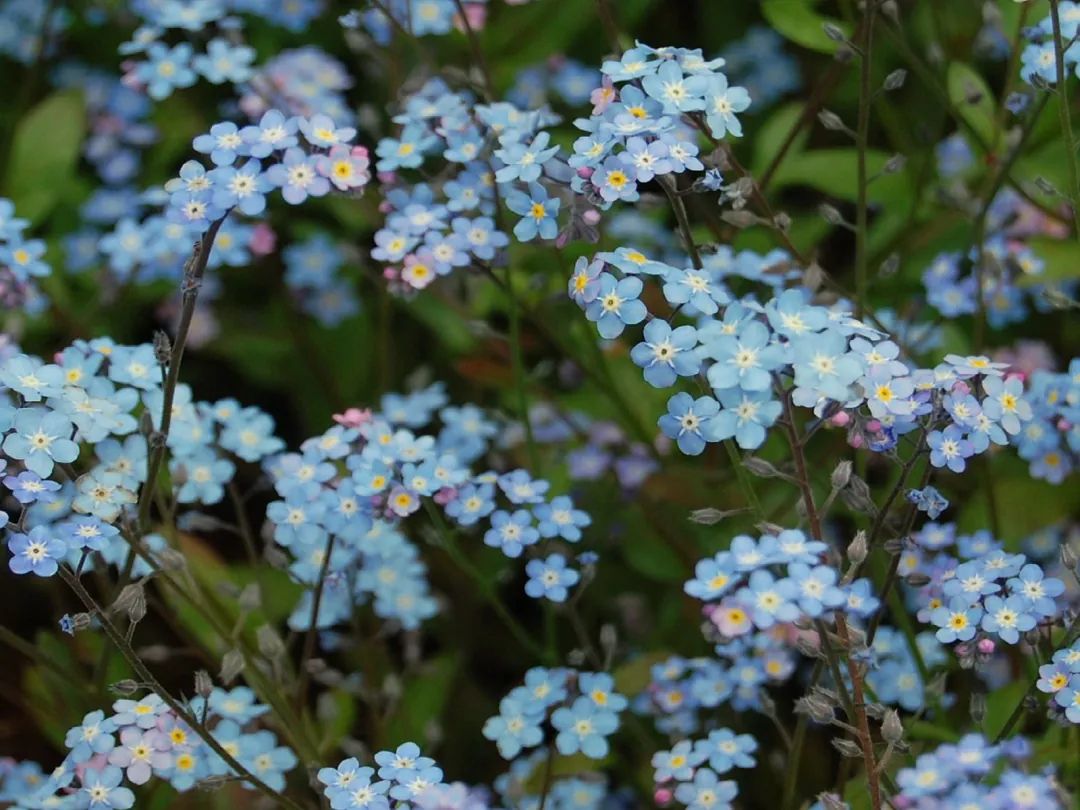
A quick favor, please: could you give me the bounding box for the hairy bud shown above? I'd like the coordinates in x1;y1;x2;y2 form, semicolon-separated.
832;738;863;758
194;670;213;698
111;583;146;624
847;531;868;566
881;709;903;743
830;460;853;491
882;69;907;91
110;679;140;696
220;649;245;684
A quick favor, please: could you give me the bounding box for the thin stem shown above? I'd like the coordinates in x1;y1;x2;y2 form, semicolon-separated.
855;7;875;319
1050;0;1080;235
136;218;225;531
295;533;337;709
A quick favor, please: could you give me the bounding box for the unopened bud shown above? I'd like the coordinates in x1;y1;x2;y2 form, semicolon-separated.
881;709;903;743
819;203;846;226
970;692;987;724
153;330;172;366
237;583;262;611
822;22;848;43
906;572;931;588
110;679;140;696
883;154;907;174
1062;543;1078;571
194;670;213;698
847;531;868;565
220;649;244;684
111;583;146;624
818;109;848;133
832;738;863;757
156;547;187;571
830;460;853;491
689;507;736;525
720;210;759;229
743;457;784;478
256;625;285;661
879;253;901;277
882;69;907;91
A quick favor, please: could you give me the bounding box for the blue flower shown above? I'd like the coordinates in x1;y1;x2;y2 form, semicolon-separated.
551;696;619;759
3;408;79;477
77;765;135;809
673;767;738;810
592;156;640;203
241;110;300;158
630;319;700;387
980;595;1036;644
663;266;729;315
3;470;61;504
704;319;783;392
659;392;721;456
619;136;673;182
584;273;647;339
788;563;846;617
927;425;975;473
193;122;248;167
533;495;591;541
505;183;560;241
317;759;389;810
193;38;255;84
930;596;982;643
210;158;272;216
704;74;752;138
684;552;737;600
137;42;196;99
709;389;782;450
268;148;330;205
525;554;580;603
482;696;544;759
738;570;798;628
483;509;539;558
65;710;117;764
694;727;757;773
652;740;705;781
1007;563;1064;618
791;330;864;402
494;131;559;183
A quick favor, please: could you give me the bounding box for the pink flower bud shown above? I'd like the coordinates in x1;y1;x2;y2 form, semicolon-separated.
865;420;881;433
249;222;277;256
453;1;487;31
977;638;995;655
583;209;601;226
830;410;851;427
848;433;864;449
577;167;594;180
654;788;673;806
433;487;458;505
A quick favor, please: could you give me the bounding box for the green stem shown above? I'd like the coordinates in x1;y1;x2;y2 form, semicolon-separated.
1051;0;1080;235
855;7;874;319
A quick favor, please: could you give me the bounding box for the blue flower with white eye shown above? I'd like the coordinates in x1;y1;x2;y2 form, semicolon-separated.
631;319;700;387
659;392;722;456
1007;563;1064;618
927;425;974;473
619;136;673;182
551;696;619;759
653;740;705;782
585;273;647;339
482;696;544;759
241;110;299;158
685;552;737;601
788;563;846;617
641;59;709;113
738;569;798;628
494;131;559;183
980;595;1036;644
704;73;751;138
268;148;330;205
694;727;757;773
709;389;782;450
533;495;590;541
704;319;784;393
3;408;80;477
137;42;196;99
210;159;271;216
483;509;538;558
674;767;738;810
524;554;579;603
662;266;729;315
790;330;864;402
65;710;117;764
193;38;255;84
193;122;248;166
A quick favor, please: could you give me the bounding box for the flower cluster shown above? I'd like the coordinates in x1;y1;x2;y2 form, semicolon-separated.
569;43;745;207
0;197;50;313
9;688;295;807
482;667;626;760
1016;358;1080;483
895;734;1057;805
1038;637;1080;724
651;728;755;810
900;522;1067;649
318;742;445;809
1021;3;1080;85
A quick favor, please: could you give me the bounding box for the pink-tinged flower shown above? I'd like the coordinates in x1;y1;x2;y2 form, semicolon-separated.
317;144;371;192
401;253;437;290
107;727;172;785
591;77;616;114
333;407;373;428
710;600;753;637
386;485;421;517
249;222;277;256
433;487;457;505
453;1;487;30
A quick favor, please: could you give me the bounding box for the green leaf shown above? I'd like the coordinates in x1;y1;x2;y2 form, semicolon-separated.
985;679;1028;741
751;101;811;176
621;521;685;582
4;90;86;222
768;149;910;203
522;752;612;793
384;654;459;744
946;62;997;148
761;0;850;54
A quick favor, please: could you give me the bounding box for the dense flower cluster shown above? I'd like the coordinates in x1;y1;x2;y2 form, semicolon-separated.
0;198;50;312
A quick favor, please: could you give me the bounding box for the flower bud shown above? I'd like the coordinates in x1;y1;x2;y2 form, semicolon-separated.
847;531;868;565
194;670;213;698
881;709;903;743
111;583;146;624
830;460;853;491
882;69;907;91
220;648;244;684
